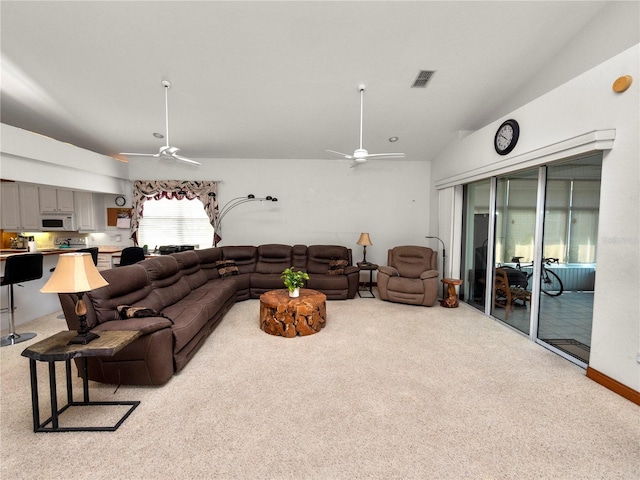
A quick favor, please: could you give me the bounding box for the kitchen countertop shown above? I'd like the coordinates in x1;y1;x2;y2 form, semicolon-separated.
0;247;123;261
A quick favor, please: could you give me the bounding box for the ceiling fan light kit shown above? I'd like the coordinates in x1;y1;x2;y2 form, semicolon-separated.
327;84;405;166
120;80;201;166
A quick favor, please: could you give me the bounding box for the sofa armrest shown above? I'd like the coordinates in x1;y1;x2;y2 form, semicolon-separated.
92;317;172;335
344;265;359;275
378;265;399;277
420;269;439;280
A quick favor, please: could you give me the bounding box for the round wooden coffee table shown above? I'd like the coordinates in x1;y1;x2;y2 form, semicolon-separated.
259;289;327;337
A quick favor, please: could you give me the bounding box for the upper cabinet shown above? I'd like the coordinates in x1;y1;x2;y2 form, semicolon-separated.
39;187;74;213
1;183;21;229
1;183;41;231
75;191;105;231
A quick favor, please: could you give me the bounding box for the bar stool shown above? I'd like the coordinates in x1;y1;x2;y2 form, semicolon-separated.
1;253;43;347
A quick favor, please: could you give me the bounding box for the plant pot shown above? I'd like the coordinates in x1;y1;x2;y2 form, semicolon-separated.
289;287;300;298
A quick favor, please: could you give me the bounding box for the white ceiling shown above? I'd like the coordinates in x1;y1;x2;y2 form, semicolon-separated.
0;1;622;165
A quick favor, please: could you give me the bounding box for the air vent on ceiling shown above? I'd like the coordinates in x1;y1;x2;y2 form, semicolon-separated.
412;70;436;88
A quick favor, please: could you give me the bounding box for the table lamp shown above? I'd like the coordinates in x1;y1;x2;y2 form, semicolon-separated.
356;233;372;264
40;252;109;345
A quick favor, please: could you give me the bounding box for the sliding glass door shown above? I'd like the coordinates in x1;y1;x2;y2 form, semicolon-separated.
460;179;491;310
491;169;539;335
460;154;601;367
536;155;601;365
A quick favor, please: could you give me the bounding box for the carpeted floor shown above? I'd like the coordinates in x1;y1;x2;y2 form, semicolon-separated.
1;295;639;479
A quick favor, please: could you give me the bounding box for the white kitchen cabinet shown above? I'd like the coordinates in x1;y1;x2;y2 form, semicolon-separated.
39;187;74;213
18;185;41;230
1;183;21;230
75;191;105;231
1;183;41;231
96;253;113;271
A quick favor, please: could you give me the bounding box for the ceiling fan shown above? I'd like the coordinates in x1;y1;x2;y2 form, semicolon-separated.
120;80;201;166
327;84;405;166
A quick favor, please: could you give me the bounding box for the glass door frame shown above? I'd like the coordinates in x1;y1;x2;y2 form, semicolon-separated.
473;165;592;367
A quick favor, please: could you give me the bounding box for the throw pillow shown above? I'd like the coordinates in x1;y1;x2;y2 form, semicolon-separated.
117;305;174;324
215;259;239;277
328;258;348;276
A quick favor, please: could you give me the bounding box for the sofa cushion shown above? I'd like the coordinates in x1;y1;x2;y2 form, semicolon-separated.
215;259;239;277
194;248;223;280
328;258;348;275
172;250;208;289
87;264;153;324
117;305;174;324
255;244;292;274
143;256;193;310
221;245;257;274
307;245;351;274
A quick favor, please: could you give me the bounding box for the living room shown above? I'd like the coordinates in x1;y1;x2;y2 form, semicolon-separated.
1;1;639;478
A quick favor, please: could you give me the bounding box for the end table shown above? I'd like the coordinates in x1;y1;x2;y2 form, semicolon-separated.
357;262;378;298
21;330;141;432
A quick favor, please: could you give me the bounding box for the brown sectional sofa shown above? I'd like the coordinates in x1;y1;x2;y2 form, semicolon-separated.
58;244;358;386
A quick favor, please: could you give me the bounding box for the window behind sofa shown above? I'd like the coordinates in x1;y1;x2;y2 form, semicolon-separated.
138;197;214;249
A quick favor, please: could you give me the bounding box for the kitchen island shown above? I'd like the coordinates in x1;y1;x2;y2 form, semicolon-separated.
0;247;123;333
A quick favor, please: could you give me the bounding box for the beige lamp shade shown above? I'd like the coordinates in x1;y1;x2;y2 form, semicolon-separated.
40;252;108;293
357;232;372;246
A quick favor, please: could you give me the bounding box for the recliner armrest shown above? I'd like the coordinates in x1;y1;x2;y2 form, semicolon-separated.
92;317;172;335
378;265;399;276
420;269;439;280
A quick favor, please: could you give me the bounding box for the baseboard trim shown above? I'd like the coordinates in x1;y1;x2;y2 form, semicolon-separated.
586;367;640;405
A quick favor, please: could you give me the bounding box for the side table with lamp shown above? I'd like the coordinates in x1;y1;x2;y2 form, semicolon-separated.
356;233;377;298
20;252;141;432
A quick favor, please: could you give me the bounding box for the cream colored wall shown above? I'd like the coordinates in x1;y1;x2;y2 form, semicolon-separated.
126;157;432;268
430;45;640;392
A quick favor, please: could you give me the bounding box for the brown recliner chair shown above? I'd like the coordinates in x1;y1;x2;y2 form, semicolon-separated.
377;246;439;307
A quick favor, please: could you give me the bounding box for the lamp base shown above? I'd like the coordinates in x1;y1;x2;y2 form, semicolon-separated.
68;331;100;345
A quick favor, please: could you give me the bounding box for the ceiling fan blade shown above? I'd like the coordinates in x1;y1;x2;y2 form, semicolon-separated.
120;152;161;157
363;153;406;159
326;149;353;159
173;154;201;166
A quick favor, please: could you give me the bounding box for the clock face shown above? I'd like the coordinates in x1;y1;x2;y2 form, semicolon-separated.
115;195;126;207
494;119;519;155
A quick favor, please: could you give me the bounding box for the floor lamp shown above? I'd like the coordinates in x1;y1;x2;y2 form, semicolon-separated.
425;236;446;299
214;194;278;246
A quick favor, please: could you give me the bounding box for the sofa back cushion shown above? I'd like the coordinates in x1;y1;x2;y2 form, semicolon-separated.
388;246;437;278
143;256;192;310
292;244;307;270
255;244;292;274
86;264;152;324
306;245;351;275
195;248;223;280
172;250;207;289
221;246;257;274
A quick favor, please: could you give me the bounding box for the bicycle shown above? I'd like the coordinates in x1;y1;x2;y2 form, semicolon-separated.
511;256;564;297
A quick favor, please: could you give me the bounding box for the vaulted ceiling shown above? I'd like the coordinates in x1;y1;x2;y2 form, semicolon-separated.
0;1;620;165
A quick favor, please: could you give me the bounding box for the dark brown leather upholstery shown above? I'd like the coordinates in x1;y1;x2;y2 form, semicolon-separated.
377;245;439;307
58;244;357;386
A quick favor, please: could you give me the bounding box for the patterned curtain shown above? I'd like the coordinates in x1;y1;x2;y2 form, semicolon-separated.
130;180;218;245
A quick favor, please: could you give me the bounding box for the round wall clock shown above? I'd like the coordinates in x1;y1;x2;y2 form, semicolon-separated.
494;119;520;156
115;195;126;206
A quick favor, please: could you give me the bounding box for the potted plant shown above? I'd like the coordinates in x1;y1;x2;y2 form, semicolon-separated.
281;267;310;298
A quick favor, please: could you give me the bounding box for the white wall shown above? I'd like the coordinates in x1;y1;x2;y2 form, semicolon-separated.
0;124;130;194
127;157;432;268
430;45;640;392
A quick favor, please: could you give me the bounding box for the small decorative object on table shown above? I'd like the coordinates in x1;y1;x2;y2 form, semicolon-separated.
281;266;309;298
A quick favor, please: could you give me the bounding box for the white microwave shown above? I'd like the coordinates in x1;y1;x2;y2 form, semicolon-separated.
40;213;77;231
